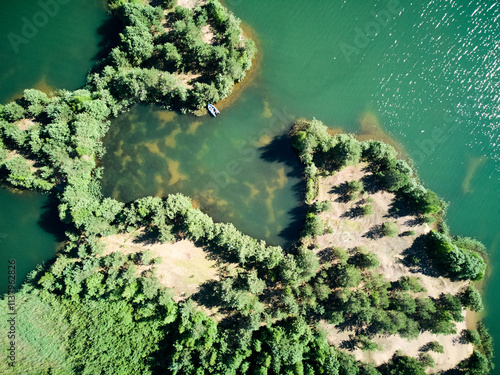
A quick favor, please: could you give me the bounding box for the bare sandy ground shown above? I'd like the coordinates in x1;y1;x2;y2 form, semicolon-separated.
314;163;473;373
102;229;219;302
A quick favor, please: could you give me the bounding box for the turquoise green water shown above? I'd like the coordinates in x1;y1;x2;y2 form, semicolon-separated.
102;0;500;366
0;0;108;103
0;0;108;293
0;189;61;294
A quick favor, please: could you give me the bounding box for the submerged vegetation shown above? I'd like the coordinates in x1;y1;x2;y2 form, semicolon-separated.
0;1;493;375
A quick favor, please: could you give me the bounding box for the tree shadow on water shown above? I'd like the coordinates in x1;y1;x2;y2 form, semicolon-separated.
259;133;303;179
91;15;123;66
38;194;68;242
259;132;308;247
278;203;307;248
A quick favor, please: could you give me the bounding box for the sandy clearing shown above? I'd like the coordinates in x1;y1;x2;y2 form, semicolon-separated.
16;118;35;131
201;24;215;44
314;163;473;373
102;229;220;303
176;72;202;89
177;0;205;10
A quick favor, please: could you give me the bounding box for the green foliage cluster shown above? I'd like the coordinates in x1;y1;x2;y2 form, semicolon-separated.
397;276;425;293
428;231;486;281
380;222;398;238
361;204;374;216
314;199;332;213
88;0;256;114
350;247;379;269
301;213;325;238
461;285;484;312
423;341;444;354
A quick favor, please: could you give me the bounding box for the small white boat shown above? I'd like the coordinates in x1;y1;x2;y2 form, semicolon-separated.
207;104;220;117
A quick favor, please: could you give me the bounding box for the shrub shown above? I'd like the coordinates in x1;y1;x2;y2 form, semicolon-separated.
327;134;362;169
424;341;444;354
427;231;486;281
423;215;436;224
351;248;379;269
461;285;484;312
141;250;155;265
332;247;349;264
355;335;382;351
336;264;361;288
346;180;364;193
162;0;177;8
418;353;435;368
463;329;482;346
359;363;382;375
313;200;332;213
348;192;359;201
381;222;398;237
295;246;320;282
462;351;490;375
398;276;424;293
2;102;25;122
361;204;374;216
453;236;486;254
301;213;324;238
386;355;426;375
477;322;493;363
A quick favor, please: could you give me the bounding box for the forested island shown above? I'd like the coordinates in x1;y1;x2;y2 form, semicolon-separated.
0;1;493;374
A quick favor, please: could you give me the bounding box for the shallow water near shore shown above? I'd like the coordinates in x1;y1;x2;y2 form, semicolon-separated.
0;0;499;368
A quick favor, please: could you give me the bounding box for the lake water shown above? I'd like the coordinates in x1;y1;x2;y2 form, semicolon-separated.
0;0;108;293
1;0;499;369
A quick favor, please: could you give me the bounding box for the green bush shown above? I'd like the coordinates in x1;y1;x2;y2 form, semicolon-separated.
463;329;482;346
313;200;332;213
428;231;486;281
327;134;362;169
398;276;424;293
301;213;324;238
347;179;364;193
386;355;427;375
361;204;374;216
453;236;487;254
461;285;484;312
424;341;444;354
381;222;398;237
162;0;177;8
2;102;25;122
332;247;349;264
351;247;379;269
